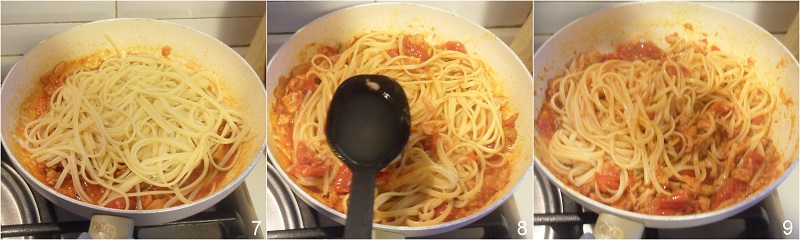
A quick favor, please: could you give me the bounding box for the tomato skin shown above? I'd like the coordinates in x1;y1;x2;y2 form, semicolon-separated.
332;166;352;193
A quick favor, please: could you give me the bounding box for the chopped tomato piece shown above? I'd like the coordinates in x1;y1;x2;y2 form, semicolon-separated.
595;161;623;192
440;41;467;54
332;166;352;193
402;34;430;61
296;143;320;165
711;178;747;209
287;143;327;177
666;65;690;77
287;164;327;177
652;191;690;215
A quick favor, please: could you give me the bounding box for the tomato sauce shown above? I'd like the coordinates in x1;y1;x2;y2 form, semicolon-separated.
602;41;664;62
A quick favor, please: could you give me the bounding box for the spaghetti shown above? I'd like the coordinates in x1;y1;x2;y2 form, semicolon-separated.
535;33;786;215
271;31;518;226
19;45;254;210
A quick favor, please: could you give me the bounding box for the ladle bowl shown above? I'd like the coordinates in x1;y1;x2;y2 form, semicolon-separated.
325;75;411;238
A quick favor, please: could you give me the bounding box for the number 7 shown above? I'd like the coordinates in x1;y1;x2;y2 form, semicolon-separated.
253;221;262;236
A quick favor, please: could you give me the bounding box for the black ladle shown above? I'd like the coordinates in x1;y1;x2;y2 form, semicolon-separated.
325;75;411;239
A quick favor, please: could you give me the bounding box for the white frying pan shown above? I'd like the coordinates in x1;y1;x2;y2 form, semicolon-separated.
0;19;267;227
266;3;533;237
533;1;799;236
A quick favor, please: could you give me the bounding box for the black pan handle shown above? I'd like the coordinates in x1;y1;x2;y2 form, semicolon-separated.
267;226;344;239
1;221;90;238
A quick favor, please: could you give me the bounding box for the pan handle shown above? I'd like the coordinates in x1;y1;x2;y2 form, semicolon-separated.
77;215;135;239
580;213;644;239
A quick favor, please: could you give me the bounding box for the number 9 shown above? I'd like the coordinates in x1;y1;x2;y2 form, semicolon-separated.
784;220;792;235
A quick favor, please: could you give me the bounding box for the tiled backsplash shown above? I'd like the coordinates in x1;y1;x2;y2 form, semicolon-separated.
266;1;533;61
0;1;265;80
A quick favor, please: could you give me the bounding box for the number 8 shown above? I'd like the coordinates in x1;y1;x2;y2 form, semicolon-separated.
517;221;528;236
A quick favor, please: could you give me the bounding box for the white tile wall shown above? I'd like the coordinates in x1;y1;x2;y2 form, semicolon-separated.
267;1;371;33
1;1;116;24
117;1;265;19
267;1;530;33
533;1;799;51
1;1;265;80
266;0;532;61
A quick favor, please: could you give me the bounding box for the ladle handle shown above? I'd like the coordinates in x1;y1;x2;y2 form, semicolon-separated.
344;167;378;239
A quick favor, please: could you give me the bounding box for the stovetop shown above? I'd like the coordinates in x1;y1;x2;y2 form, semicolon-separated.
0;144;263;239
533;167;791;239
